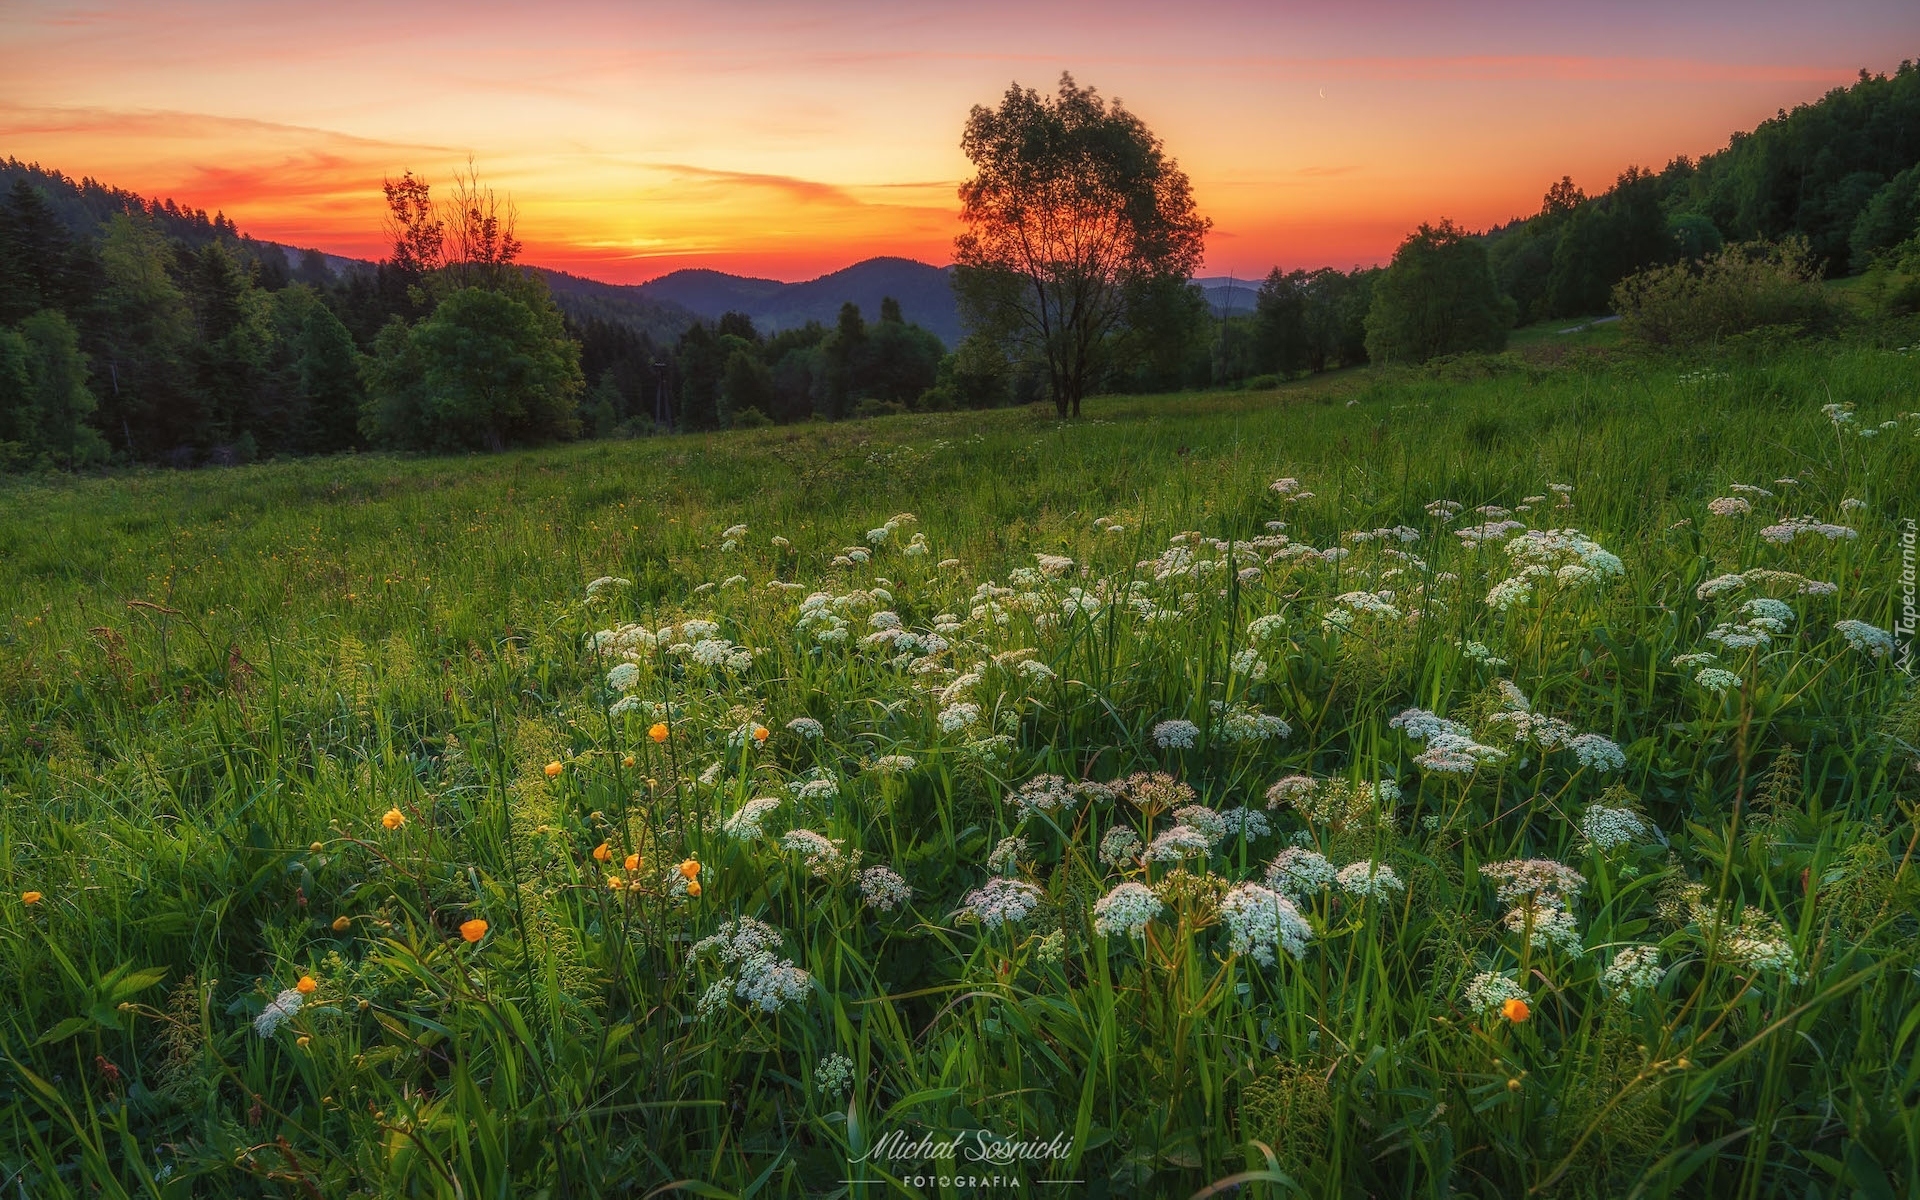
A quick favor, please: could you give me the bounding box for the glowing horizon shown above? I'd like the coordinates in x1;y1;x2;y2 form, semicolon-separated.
5;1;1915;284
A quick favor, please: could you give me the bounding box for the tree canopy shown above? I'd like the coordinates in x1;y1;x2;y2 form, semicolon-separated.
1364;220;1516;365
954;73;1209;416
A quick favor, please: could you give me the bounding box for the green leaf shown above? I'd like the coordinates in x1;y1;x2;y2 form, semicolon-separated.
36;1016;92;1045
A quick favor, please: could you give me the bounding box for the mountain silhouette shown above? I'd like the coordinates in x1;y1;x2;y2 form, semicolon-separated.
636;256;961;346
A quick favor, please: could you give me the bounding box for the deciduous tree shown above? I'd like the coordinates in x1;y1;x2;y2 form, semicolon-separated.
953;73;1208;416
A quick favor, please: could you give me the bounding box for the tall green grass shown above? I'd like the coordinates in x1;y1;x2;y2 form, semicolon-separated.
1;344;1915;1196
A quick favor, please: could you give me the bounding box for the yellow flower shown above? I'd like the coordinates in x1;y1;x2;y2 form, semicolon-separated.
382;808;405;830
1502;997;1530;1023
624;853;641;872
331;916;352;933
544;761;564;778
459;919;489;943
592;842;612;863
309;842;324;853
297;1035;312;1049
296;975;317;995
20;891;42;906
622;755;636;768
678;859;701;880
685;880;702;898
648;722;669;743
607;875;625;890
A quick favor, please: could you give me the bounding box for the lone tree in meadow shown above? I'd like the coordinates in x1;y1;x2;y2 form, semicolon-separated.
953;73;1209;417
1363;220;1516;365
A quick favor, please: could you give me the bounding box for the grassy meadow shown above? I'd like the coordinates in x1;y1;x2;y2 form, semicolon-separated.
2;343;1917;1197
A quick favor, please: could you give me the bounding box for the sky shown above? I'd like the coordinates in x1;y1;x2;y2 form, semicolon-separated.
4;1;1917;283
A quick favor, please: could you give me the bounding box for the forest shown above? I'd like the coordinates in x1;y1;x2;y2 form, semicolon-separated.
2;61;1919;468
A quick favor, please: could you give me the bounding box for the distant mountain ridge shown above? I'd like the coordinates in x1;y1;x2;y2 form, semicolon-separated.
6;156;1188;348
634;257;962;346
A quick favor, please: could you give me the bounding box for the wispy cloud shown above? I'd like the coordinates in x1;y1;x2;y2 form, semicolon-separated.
640;163;865;206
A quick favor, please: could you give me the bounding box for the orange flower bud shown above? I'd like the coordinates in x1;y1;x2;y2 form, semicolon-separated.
381;808;405;830
544;761;564;778
20;891;42;905
649;722;669;743
678;859;701;880
752;725;769;743
685;880;701;897
1502;997;1530;1023
624;853;640;872
296;975;317;995
592;842;612;863
331;916;351;933
459;919;489;943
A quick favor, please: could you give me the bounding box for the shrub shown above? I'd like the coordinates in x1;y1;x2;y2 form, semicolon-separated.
1612;239;1837;349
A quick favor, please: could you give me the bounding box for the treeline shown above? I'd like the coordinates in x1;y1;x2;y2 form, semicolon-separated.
1305;60;1920;369
1485;61;1920;326
0;158;1099;468
0;164;369;469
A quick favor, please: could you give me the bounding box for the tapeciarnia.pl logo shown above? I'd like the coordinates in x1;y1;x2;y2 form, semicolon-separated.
1899;518;1916;673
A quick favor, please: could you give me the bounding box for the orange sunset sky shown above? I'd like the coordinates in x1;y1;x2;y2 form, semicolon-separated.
5;1;1918;283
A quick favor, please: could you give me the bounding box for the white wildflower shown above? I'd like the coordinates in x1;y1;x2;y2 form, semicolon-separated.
1695;667;1743;692
938;702;981;733
780;829;846;876
1463;971;1529;1015
1173;805;1228;847
1265;847;1338;901
986;835;1028;874
1480;859;1586;905
253;988;306;1038
1220;807;1272;841
1144;826;1215;861
794;777;840;804
1581;804;1647;852
1098;826;1143;867
1504;900;1582;953
1264;775;1318;808
724;797;784;841
1211;702;1291;743
1569;733;1626;772
1092;881;1163;938
858;866;913;912
1153;719;1201;749
1219;883;1312;964
1835;620;1895;657
1602;945;1665;995
961;877;1044;926
1722;910;1798;978
1336;861;1404;900
816;1052;855;1097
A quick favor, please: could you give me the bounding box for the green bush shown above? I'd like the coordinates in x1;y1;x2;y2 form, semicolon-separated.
1612;239;1838;349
